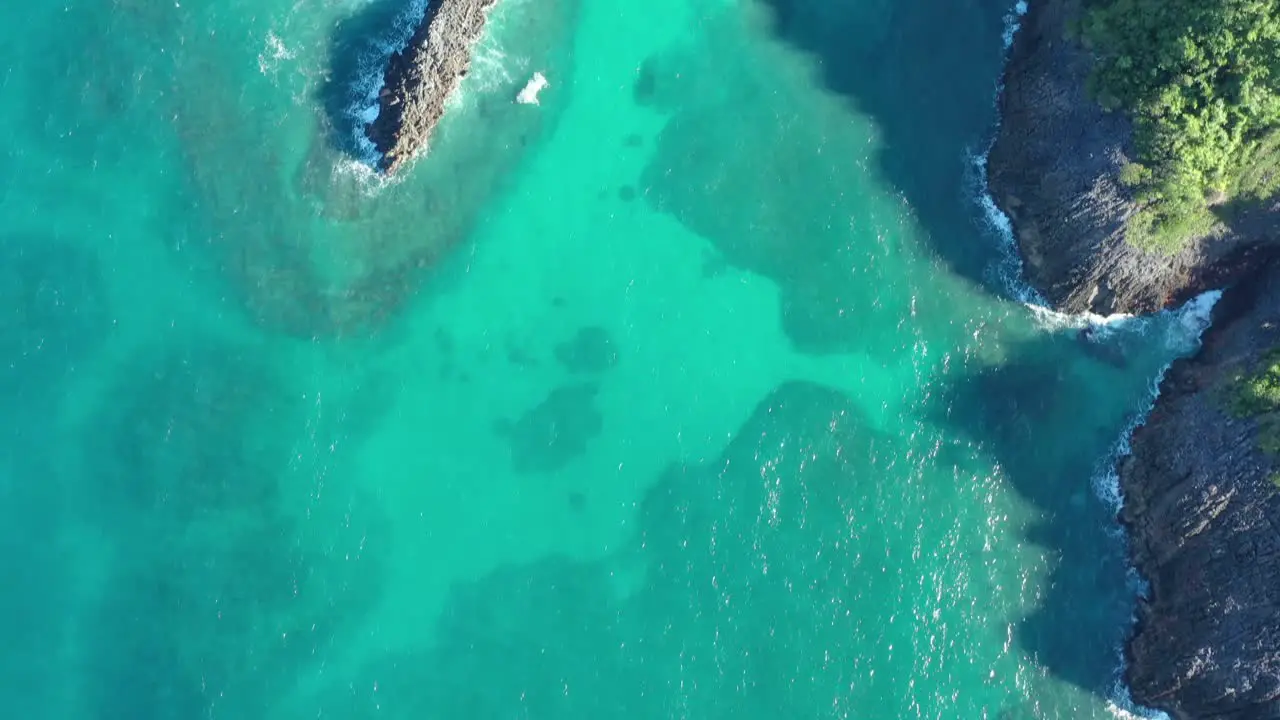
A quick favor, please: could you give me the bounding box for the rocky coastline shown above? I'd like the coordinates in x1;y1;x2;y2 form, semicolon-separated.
989;0;1280;717
365;0;500;174
1120;264;1280;719
988;0;1280;316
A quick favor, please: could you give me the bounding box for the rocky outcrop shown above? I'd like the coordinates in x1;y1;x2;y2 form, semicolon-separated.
990;0;1280;717
1121;264;1280;719
987;0;1279;316
365;0;500;173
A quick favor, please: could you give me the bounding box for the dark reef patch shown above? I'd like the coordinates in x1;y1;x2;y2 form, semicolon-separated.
554;326;618;375
495;382;604;473
0;236;109;399
77;340;385;717
633;58;659;105
506;337;538;368
88;343;291;523
307;382;969;717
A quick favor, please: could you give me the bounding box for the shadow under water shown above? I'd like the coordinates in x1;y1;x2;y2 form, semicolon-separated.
930;326;1160;700
636;2;1011;358
752;0;1019;290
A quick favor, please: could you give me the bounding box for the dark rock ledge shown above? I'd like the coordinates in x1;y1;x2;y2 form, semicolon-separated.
365;0;500;173
988;0;1280;717
1120;263;1280;720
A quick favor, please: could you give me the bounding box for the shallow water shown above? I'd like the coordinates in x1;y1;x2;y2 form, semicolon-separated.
0;0;1201;718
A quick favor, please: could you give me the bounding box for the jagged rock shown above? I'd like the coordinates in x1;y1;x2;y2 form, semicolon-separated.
365;0;500;173
1121;265;1280;719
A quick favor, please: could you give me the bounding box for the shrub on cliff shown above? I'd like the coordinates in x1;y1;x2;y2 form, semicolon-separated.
1229;348;1280;455
1232;349;1280;416
1083;0;1280;251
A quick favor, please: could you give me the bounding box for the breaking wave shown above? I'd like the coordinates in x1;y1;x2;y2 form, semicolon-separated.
342;0;431;166
258;30;297;76
969;0;1041;305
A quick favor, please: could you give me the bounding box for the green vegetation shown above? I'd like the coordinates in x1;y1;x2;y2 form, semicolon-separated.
1230;348;1280;416
1082;0;1280;251
1229;348;1280;462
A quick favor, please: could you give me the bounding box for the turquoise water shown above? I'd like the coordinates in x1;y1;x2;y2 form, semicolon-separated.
0;0;1209;717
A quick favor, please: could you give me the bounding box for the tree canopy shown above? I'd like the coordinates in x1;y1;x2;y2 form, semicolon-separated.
1083;0;1280;250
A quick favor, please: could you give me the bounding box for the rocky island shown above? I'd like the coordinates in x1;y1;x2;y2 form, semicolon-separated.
990;0;1280;717
365;0;500;173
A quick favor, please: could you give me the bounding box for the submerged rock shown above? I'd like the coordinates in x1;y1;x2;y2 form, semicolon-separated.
365;0;501;173
554;326;618;375
494;382;603;474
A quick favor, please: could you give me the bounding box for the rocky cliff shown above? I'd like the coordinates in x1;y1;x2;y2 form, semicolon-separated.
989;0;1280;717
366;0;499;173
987;0;1278;316
1121;265;1280;719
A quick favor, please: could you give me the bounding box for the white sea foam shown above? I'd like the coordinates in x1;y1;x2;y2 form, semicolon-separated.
458;0;531;107
258;30;297;76
516;71;548;105
1024;289;1220;538
1107;675;1170;720
968;144;1047;306
331;154;405;195
969;0;1039;305
462;41;516;103
1024;297;1134;333
1083;289;1220;720
1090;290;1220;514
1002;1;1029;49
